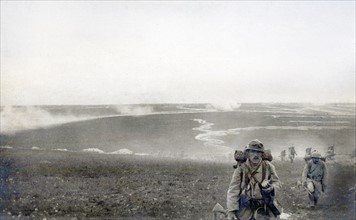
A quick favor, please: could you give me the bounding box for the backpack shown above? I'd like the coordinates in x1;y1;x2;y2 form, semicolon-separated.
233;149;273;169
306;160;326;180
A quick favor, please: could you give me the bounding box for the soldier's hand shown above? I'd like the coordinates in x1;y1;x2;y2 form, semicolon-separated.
303;181;307;187
322;185;327;192
227;211;237;220
261;180;270;188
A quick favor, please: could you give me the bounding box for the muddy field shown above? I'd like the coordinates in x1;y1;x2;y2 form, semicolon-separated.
0;148;354;219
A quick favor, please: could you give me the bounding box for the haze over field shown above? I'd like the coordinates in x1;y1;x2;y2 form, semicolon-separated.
1;103;354;162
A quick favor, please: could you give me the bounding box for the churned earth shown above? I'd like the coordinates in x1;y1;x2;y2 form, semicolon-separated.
0;148;355;220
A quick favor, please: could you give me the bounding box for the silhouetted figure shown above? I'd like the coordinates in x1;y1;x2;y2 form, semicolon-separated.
288;146;297;163
304;148;312;163
280;150;286;161
302;151;328;209
325;145;336;161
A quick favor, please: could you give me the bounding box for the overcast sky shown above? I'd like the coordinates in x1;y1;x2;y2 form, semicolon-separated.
1;1;355;105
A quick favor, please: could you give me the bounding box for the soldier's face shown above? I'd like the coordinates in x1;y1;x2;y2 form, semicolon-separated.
247;149;262;164
312;158;320;164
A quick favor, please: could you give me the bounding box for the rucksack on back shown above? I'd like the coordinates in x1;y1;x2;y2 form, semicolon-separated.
233;149;273;169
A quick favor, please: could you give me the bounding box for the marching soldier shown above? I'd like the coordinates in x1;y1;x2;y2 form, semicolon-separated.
227;140;281;219
288;146;297;163
280;150;286;161
325;145;336;161
302;151;328;209
304;147;312;163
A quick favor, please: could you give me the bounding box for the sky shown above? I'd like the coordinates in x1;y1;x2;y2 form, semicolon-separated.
1;1;355;105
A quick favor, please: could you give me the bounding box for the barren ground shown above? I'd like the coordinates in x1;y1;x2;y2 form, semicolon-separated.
0;148;355;219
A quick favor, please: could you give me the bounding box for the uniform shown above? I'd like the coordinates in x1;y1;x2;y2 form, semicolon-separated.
227;140;281;220
288;146;297;163
325;145;335;161
304;148;312;163
302;151;327;208
280;150;286;161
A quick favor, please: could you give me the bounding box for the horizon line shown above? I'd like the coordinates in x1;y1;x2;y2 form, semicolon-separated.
1;102;355;107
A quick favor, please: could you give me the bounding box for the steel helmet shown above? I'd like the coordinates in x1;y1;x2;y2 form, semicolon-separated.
311;151;322;158
245;139;264;152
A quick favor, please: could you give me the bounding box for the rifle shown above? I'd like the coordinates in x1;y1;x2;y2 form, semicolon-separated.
260;185;282;217
303;185;313;196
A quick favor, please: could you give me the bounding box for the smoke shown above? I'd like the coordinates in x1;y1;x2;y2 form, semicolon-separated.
114;105;154;115
207;102;241;111
0;106;92;134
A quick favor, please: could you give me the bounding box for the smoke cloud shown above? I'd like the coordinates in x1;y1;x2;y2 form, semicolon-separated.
207;102;242;111
0;106;92;134
114;105;154;115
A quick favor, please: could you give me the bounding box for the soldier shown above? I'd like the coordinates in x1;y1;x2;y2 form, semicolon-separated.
227;140;281;220
302;151;328;209
325;145;336;161
280;150;286;161
304;147;312;163
288;146;297;163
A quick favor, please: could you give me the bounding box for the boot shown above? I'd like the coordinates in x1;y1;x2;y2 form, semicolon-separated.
314;198;318;206
309;200;315;209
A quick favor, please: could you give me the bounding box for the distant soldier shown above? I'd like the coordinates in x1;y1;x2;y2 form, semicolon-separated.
227;139;281;220
325;145;336;161
280;150;286;161
304;147;312;163
288;146;297;163
302;151;328;209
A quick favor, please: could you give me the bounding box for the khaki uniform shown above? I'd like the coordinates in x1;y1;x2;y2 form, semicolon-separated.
227;160;280;219
288;147;297;163
325;148;335;160
280;150;286;161
304;148;312;162
302;160;327;206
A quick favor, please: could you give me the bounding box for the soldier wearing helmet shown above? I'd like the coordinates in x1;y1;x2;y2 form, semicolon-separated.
325;145;336;161
302;151;328;209
288;146;297;163
304;147;313;163
280;150;286;161
227;139;281;219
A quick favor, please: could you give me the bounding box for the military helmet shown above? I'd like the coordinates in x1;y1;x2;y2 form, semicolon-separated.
245;139;264;152
311;151;322;158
